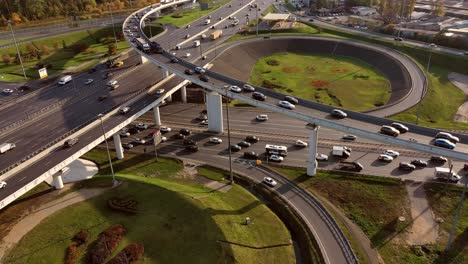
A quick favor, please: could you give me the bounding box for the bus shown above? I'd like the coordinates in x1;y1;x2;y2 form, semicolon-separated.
265;144;288;156
135;38;150;53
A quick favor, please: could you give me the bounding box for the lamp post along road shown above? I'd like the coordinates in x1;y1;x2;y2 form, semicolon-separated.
8;21;27;80
108;3;118;44
224;88;234;184
416;46;432;125
98;114;118;186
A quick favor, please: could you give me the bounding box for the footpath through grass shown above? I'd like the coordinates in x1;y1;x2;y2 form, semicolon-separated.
4;150;294;264
249;52;391;111
157;0;230;27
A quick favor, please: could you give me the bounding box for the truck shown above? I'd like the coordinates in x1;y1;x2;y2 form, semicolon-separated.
193;40;200;47
58;75;72;85
337;161;363;172
210;30;223;40
135;38;150;53
204;19;211;25
0;143;16;154
332;146;351;158
434;167;461;183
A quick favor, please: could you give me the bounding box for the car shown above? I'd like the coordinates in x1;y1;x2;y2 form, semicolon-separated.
430;156;448;163
394;37;403;41
245;135;259;143
384;149;400;158
429;43;438;48
174;133;186;140
230;144;242;152
185;69;194;75
211;25;216;29
84;79;94;85
200;120;208;125
109;84;119;90
179;128;191;136
434;138;456;149
199;74;209;82
342;134;357;141
170;57;179;63
133;138;146;145
160;126;171;133
123;143;134;150
243;84;255;92
390;122;409;133
120;130;130;137
269;155;284;162
435;132;459;143
98;95;108;101
184;53;191;58
238;141;251;148
196;114;208;121
119;107;130;114
156;89;165;95
64;138;79;147
128;127;139;134
252;91;266;101
411;160;428;167
88;67;97;73
161;136;167;142
278;100;295;110
244;151;258;160
464;163;468;170
2;89;14;94
186;24;191;28
464;51;468;56
113;61;124;68
136;123;149;130
183;139;197;146
380;125;400;137
209;137;222;144
185;34;191;39
284;96;299;105
0;181;6;189
399;162;416;171
194;67;206;74
316;153;328;161
331;109;347;118
378;154;394;162
295;140;308;147
229;85;242;93
263;177;277;187
107;79;118;86
256;114;268;121
102;72;113;79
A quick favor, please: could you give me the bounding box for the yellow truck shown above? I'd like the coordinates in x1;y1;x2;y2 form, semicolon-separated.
210;30;223;40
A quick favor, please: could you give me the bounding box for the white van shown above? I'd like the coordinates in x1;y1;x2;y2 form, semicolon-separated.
58;75;72;85
193;40;200;47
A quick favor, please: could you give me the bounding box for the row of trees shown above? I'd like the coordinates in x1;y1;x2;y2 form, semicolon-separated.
0;0;160;27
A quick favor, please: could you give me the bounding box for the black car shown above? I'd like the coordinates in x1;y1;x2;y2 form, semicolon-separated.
284;96;299;105
88;67;97;73
128;127;140;134
98;95;108;101
174;133;186;139
179;128;191;136
123;143;134;150
252;92;266;101
199;74;209;82
183;139;197;146
230;145;242;152
185;69;194;75
411;160;428;167
245;135;259;143
185;145;199;152
430;156;448;163
243;151;258;160
238;141;251;148
196;114;208;121
170;57;179;63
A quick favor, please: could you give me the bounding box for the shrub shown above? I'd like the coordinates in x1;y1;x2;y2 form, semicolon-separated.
65;230;90;264
88;224;127;264
2;54;11;64
108;243;145;264
70;42;90;53
73;230;89;246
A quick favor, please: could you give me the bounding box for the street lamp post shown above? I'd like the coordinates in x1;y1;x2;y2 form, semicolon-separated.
224;88;234;184
7;20;27;80
415;46;433;125
255;1;259;36
108;3;118;44
446;174;468;251
97;114;118;187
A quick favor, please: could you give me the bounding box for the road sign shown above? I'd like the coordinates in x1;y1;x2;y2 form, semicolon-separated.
152;130;162;146
38;67;48;79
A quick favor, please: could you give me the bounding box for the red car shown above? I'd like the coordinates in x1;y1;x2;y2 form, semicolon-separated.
464;163;468;170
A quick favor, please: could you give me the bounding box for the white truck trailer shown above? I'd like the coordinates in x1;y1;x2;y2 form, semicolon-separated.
434;167;461;183
0;143;16;154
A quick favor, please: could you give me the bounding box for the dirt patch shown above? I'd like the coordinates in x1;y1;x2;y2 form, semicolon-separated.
309;80;330;88
282;67;299;73
305;66;316;73
331;67;349;73
262;80;285;89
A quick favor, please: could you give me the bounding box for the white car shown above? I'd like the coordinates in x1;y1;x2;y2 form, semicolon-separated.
184;53;191;58
200;120;208;125
84;79;94;85
256;114;268;121
209;137;223;144
136;123;149;130
229;85;242;93
2;89;14;94
243;84;255;92
378;154;394;162
194;67;206;74
295;140;308;147
316;153;328;161
185;34;191;39
429;43;438;48
133;138;146;145
263;177;277;187
156;88;165;95
161;136;167;142
278;100;295;110
107;79;118;86
384;149;400;158
160;126;171;133
269;155;284;162
119;130;130;137
0;181;6;189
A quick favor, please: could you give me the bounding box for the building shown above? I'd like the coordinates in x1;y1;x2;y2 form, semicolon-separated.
350;6;377;16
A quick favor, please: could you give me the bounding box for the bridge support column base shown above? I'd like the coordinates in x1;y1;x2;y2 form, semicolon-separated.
163;70;169;78
113;134;124;160
307;125;319;176
139;55;148;64
153;106;161;126
181;86;187;103
206;92;223;133
53;174;64;190
166;94;172;102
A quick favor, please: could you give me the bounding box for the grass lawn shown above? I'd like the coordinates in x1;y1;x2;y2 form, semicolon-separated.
198;165;228;181
270;166;432;264
4;150;294;264
157;0;230;27
249;52;391;111
0;27;130;82
0;36;31;46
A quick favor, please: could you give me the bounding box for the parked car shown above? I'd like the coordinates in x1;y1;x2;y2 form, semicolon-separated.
84;79;94;85
284;96;299;105
120;130;130;137
183;139;197;146
269;155;284;162
380;125;400;137
399;162;416;171
185;69;194;75
98;95;108;101
128;127;139;134
170;57;179;63
430;156;448;163
194;67;206;74
179;128;191;136
209;137;222;144
243;84;255;92
197;114;208;121
278;100;295;110
229;85;242;93
245;136;259;143
231;144;242;152
295;140;308;147
434;138;456;149
384;149;400;158
160;126;171;133
123;143;134;150
256;114;268;121
342;134;357;141
391;122;409;133
199;74;209;82
184;53;191;58
243;151;258;160
331;109;347;118
133;138;146;145
252;91;266;101
186;145;199;152
64;138;79;147
200;120;208;126
411;160;428;168
238;141;251;148
435;132;459;143
136;123;149;130
316;153;328;161
263;177;277;187
378;154;394;162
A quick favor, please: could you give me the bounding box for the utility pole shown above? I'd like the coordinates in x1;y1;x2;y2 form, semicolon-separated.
416;46;432;125
108;3;117;44
8;20;27;80
446;174;468;251
224;88;234;184
256;1;259;36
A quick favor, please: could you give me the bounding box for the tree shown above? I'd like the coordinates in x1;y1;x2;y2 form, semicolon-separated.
26;43;37;58
379;0;400;24
10;12;22;24
432;0;445;17
2;54;11;65
316;0;329;9
40;44;51;55
107;43;117;55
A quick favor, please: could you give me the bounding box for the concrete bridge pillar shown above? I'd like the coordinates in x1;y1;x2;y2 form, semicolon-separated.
166;93;172;102
139;55;148;64
113;133;124;160
181;85;187;103
53;174;64;190
153;106;161;126
206;92;223;133
163;70;169;78
307;125;319;176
